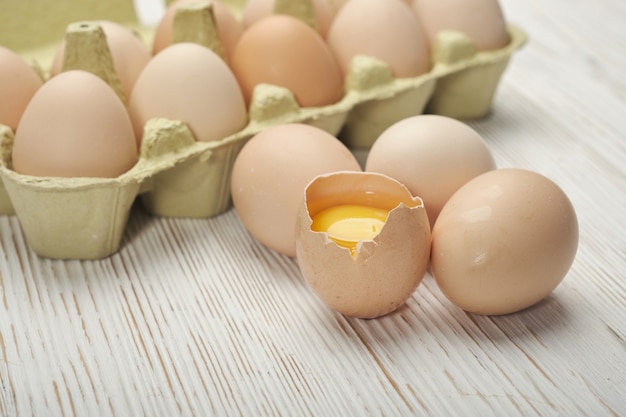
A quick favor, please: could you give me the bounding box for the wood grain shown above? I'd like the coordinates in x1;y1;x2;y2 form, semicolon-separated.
1;0;625;416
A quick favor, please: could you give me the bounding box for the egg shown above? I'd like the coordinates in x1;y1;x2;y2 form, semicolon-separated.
0;46;43;132
365;115;495;228
230;123;361;257
11;70;138;178
152;0;244;64
431;168;579;315
326;0;430;78
411;0;510;51
128;42;247;146
295;171;431;318
231;14;344;107
50;20;151;102
242;0;336;38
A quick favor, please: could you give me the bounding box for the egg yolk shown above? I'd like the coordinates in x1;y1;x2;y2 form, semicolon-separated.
311;205;388;255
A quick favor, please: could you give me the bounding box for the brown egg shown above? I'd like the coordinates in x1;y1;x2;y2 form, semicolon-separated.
230;123;361;257
152;0;244;64
50;20;151;102
242;0;336;38
365;115;496;228
412;0;510;51
129;42;247;146
431;168;579;315
231;14;344;107
0;46;43;132
327;0;430;78
295;171;431;318
12;70;138;178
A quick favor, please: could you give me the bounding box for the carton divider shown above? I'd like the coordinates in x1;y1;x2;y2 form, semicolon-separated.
172;0;225;59
61;21;126;102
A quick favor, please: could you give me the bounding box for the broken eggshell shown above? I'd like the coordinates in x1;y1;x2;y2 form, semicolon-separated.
295;171;431;319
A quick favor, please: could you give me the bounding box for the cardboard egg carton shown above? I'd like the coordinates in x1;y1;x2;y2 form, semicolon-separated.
0;0;526;259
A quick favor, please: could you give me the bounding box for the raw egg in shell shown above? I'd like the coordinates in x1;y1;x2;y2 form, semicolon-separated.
296;171;431;318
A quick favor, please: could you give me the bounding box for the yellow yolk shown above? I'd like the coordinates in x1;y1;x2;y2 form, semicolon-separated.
311;204;389;254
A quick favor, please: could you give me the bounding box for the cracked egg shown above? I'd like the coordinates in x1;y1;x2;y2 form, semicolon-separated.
295;171;431;319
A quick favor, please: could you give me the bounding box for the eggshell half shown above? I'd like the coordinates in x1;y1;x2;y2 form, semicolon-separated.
296;171;431;318
431;168;579;315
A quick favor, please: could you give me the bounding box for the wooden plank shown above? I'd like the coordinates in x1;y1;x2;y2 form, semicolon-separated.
1;0;625;415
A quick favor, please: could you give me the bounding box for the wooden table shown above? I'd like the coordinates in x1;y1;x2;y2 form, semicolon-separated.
1;0;625;415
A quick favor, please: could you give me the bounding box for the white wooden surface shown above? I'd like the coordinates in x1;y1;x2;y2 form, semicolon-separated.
1;0;626;416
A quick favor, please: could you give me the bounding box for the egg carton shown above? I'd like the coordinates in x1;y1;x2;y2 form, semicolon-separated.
0;0;526;259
